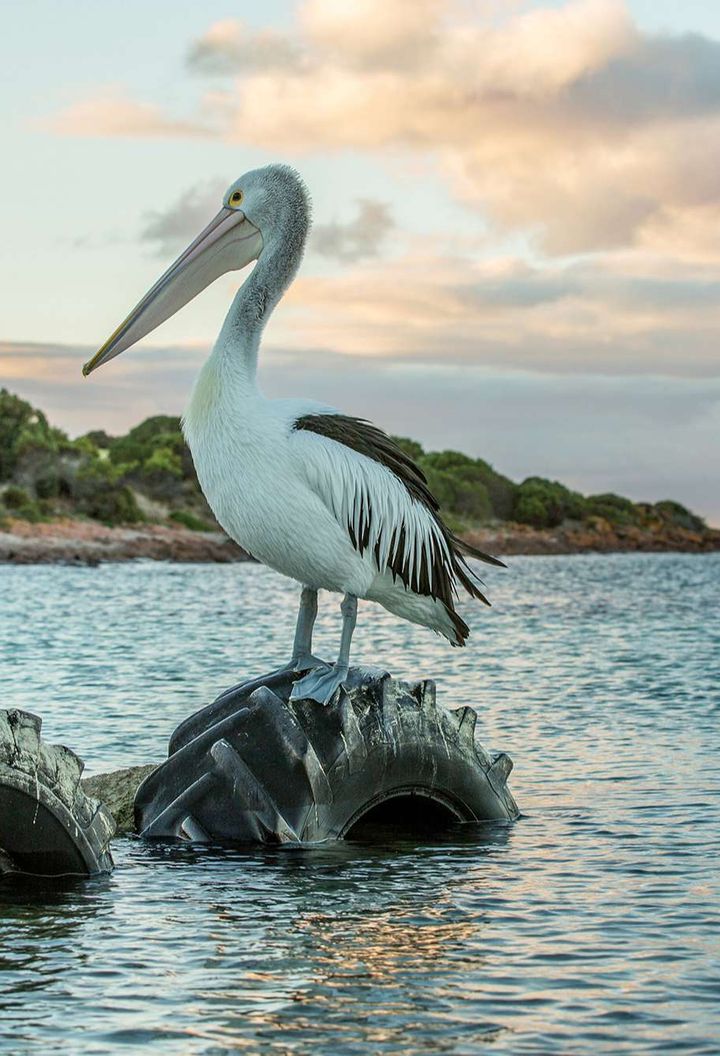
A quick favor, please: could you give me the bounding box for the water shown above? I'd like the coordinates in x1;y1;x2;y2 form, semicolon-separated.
0;554;718;1054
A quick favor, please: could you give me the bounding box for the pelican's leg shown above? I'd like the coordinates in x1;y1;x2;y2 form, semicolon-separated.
336;592;358;675
287;587;327;672
290;593;357;705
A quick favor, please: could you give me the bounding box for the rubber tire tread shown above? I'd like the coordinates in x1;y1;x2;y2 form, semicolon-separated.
135;670;518;844
0;709;115;876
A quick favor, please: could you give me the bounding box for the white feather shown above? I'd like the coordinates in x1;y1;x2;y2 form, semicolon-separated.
178;164;479;644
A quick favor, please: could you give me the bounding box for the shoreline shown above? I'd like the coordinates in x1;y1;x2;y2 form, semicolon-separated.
0;519;250;565
0;517;717;565
463;521;720;557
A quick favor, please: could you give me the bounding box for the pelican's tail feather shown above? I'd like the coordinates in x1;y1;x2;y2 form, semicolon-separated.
450;533;507;568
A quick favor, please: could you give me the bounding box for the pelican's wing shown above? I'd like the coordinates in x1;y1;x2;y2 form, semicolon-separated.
290;413;504;608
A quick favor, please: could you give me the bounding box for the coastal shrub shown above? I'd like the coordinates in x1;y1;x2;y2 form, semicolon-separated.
80;430;114;450
35;473;59;499
652;500;705;532
16;425;71;458
74;461;143;525
5;501;45;524
409;450;515;522
71;436;102;458
0;388;711;541
142;446;183;479
79;482;143;525
1;485;44;522
474;460;516;520
584;493;640;526
0;389;60;479
109;416;184;469
2;485;32;510
422;465;462;513
13;445;60;498
169;510;211;531
420;451;494;522
441;454;515;520
513;477;586;528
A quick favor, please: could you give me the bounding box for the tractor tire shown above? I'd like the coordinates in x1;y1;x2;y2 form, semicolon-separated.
0;709;115;876
135;668;518;844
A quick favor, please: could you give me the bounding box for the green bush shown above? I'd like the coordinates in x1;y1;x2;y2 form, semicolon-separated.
1;485;44;522
472;459;516;520
35;474;60;500
0;389;65;480
74;460;143;524
2;485;31;510
422;466;466;513
416;450;515;521
584;493;640;526
652;500;705;532
142;446;183;478
71;436;102;458
169;510;211;531
0;388;712;539
79;483;143;525
109;416;184;468
80;430;115;450
421;451;494;522
513;477;586;528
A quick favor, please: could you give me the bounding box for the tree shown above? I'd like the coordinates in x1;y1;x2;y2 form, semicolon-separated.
420;451;494;522
513;477;586;528
0;389;63;480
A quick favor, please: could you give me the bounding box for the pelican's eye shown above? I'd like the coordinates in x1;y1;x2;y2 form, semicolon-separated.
229;190;244;208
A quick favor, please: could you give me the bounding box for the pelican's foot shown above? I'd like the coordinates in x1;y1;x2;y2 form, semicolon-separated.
290;663;349;705
285;654;329;674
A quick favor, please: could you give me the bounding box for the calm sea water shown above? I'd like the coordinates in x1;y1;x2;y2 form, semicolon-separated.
0;554;718;1054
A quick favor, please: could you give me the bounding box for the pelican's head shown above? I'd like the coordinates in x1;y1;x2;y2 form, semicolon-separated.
82;164;309;376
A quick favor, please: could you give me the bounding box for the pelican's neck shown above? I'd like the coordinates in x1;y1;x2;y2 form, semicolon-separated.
211;222;307;397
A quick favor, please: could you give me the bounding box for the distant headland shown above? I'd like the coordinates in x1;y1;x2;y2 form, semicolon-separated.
0;388;717;564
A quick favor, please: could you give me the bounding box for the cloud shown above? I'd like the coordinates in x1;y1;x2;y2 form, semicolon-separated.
46;1;720;257
187;19;303;75
274;250;720;377
140;181;227;255
567;32;720;123
298;0;447;71
0;340;205;435
139;183;393;263
23;2;720;524
311;200;394;262
46;88;213;139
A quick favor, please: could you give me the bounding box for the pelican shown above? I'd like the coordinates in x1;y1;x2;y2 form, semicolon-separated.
83;165;504;703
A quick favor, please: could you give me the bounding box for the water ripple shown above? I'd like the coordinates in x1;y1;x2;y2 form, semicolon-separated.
0;554;718;1054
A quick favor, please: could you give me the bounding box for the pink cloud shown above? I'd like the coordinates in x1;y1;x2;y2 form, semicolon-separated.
44;1;720;257
272;248;720;377
46;88;213;139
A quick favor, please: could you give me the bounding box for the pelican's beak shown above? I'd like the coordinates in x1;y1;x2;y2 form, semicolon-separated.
83;207;263;376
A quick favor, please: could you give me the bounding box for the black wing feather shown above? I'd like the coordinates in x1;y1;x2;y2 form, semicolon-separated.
294;413;505;643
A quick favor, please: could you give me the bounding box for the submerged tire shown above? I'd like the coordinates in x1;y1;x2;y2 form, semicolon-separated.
135;668;518;844
0;709;115;876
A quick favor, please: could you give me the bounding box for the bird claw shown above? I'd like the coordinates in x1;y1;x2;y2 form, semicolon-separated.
290;664;349;705
284;654;329;674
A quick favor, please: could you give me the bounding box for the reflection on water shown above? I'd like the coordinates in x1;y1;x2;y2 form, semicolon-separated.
1;554;718;1054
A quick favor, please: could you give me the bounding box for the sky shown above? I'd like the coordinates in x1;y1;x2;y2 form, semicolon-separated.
0;0;718;523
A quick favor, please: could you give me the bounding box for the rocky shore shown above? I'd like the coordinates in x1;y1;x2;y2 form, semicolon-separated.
465;519;720;556
0;518;250;565
0;515;717;565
